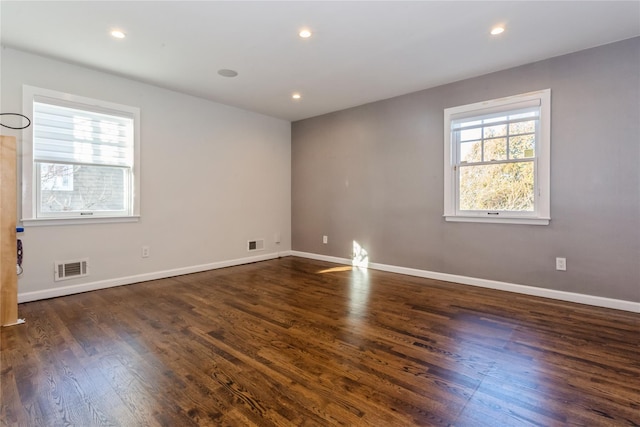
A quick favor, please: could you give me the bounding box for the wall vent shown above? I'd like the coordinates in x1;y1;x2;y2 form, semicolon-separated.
54;259;89;282
247;239;265;252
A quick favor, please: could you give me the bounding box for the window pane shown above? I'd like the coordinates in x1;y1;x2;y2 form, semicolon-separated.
460;127;481;141
39;163;128;213
509;134;535;159
459;162;534;211
40;164;74;191
460;140;481;163
483;124;507;138
509;120;535;135
484;138;507;161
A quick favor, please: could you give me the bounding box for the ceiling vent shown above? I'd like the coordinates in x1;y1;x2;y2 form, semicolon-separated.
247;239;265;252
54;259;89;281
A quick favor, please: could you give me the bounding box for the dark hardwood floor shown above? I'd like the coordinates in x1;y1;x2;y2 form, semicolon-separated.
1;256;639;426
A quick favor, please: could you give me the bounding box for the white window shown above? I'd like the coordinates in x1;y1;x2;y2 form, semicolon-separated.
444;89;551;225
22;86;140;224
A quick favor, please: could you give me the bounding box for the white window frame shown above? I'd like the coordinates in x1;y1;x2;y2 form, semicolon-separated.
22;85;140;226
444;89;551;225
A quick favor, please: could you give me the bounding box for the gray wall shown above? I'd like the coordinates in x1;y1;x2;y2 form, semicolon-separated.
2;48;291;299
292;37;640;302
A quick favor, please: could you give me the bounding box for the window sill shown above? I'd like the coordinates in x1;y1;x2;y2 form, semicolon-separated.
21;216;140;227
444;215;550;225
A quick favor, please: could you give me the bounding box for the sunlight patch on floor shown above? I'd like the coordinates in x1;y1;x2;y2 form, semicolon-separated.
317;266;353;274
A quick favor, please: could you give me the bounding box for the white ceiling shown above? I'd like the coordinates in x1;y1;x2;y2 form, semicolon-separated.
1;1;639;122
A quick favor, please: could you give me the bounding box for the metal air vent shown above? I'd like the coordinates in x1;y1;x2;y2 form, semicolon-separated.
54;259;89;281
247;239;265;252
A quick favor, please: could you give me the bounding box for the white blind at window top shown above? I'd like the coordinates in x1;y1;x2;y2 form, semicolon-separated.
33;100;134;167
451;105;540;131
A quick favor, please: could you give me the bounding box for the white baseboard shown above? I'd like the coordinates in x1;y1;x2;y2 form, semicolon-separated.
290;251;640;313
18;251;289;303
18;249;639;313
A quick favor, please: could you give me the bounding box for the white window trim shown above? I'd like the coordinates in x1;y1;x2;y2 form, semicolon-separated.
443;89;551;225
21;85;141;226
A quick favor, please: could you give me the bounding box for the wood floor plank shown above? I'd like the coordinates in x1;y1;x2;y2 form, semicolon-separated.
1;257;639;426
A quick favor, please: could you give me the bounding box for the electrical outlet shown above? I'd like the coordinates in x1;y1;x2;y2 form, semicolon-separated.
323;235;328;244
142;246;150;258
556;257;566;271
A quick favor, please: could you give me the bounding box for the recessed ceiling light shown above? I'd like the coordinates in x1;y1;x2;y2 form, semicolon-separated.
218;69;238;78
490;26;505;36
110;30;126;39
292;93;302;100
299;29;312;38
